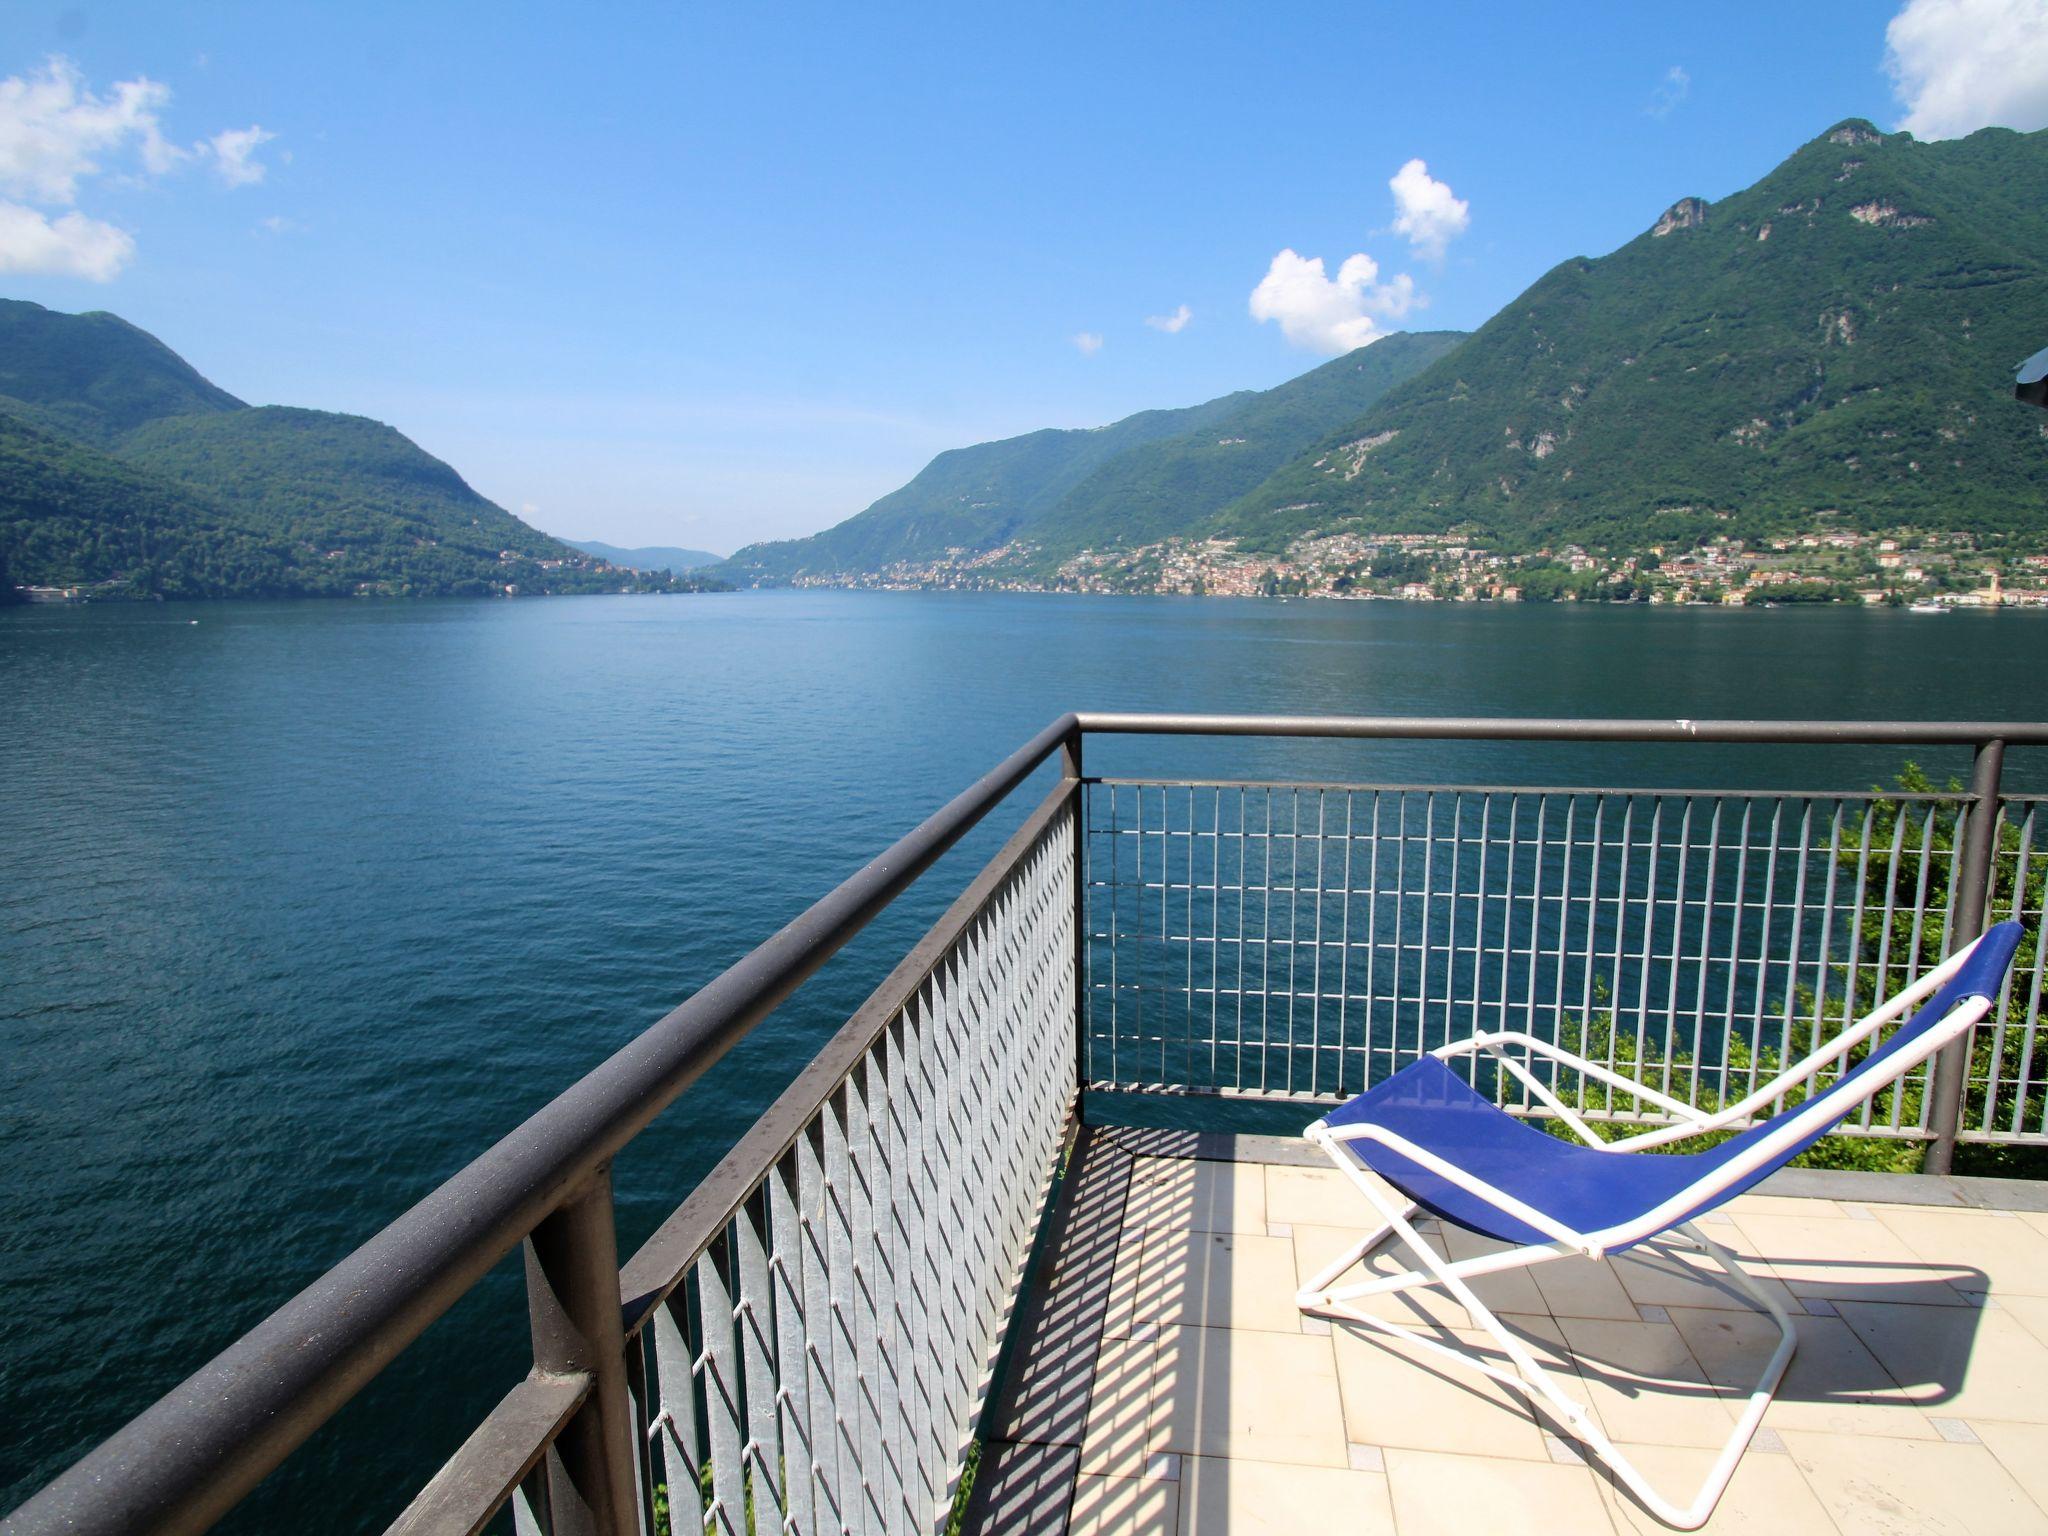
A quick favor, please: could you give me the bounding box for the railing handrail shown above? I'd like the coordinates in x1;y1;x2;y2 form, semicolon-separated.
1074;712;2048;744
7;710;2043;1536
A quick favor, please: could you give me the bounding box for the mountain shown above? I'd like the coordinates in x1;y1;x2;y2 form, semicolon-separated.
720;330;1464;582
1220;121;2048;557
0;300;719;600
563;539;723;571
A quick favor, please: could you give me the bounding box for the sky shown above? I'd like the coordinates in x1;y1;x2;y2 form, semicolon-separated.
3;0;2046;556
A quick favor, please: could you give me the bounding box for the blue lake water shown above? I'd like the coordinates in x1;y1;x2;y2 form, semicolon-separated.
4;591;2046;1529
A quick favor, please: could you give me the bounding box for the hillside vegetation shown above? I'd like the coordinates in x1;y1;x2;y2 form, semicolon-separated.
1222;121;2048;555
0;299;717;600
723;331;1463;581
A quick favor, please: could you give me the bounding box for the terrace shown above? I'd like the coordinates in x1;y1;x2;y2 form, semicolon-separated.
7;714;2048;1536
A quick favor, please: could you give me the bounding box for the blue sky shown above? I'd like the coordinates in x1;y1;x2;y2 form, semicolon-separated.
4;1;2045;553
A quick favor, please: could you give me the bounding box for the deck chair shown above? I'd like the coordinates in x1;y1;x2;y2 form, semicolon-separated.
1298;921;2024;1529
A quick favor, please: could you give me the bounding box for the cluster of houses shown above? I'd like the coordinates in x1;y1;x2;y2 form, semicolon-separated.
787;523;2048;607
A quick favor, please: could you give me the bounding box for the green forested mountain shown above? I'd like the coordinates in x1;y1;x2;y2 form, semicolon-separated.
1221;121;2048;555
721;330;1463;580
0;299;716;599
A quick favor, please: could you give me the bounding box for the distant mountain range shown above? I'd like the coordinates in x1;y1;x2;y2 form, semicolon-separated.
0;301;721;601
562;539;723;572
723;330;1465;582
722;118;2048;589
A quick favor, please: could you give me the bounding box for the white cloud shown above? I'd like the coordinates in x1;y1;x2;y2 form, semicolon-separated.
1647;65;1692;118
1885;0;2048;138
1388;158;1469;261
1145;304;1192;334
1249;249;1418;354
256;213;301;235
1072;331;1104;355
0;56;276;280
0;200;134;280
205;125;273;187
0;57;180;203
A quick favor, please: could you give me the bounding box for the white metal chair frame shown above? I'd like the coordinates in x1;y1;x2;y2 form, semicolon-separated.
1297;936;1999;1529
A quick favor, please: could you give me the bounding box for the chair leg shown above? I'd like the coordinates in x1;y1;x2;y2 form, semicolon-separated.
1297;1175;1797;1530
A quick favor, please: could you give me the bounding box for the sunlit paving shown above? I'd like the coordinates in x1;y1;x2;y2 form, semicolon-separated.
974;1140;2048;1534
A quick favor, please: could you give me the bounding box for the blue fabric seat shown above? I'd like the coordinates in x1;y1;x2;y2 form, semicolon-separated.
1324;922;2023;1250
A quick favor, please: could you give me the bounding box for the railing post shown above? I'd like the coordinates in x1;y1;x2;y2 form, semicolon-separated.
1064;725;1088;1117
525;1167;640;1536
1923;738;2005;1175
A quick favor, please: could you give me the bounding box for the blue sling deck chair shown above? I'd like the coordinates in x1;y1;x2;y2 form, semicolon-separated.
1298;920;2025;1529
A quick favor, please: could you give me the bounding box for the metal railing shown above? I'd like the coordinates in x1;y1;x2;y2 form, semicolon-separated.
1082;781;2046;1142
5;714;2046;1536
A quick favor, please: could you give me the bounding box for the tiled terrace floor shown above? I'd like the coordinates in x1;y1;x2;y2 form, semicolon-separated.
965;1127;2048;1535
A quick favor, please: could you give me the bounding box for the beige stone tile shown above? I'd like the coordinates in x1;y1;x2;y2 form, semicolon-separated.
1070;1471;1180;1536
1975;1421;2048;1512
1837;1300;2048;1423
1079;1333;1164;1474
1438;1223;1551;1315
1532;1255;1644;1321
1384;1448;1617;1536
1127;1229;1303;1334
1610;1243;1798;1315
1125;1159;1268;1235
1177;1453;1397;1536
1726;1193;1865;1220
1263;1162;1399;1230
1290;1220;1472;1329
1556;1316;1740;1450
1102;1222;1147;1340
1592;1439;1841;1535
1991;1292;2048;1350
1668;1307;1938;1440
1149;1324;1348;1469
1870;1204;2048;1296
1782;1430;2048;1535
1329;1318;1566;1460
1728;1210;1970;1307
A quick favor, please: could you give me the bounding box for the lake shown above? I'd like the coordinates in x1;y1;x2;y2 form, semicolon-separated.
4;591;2046;1529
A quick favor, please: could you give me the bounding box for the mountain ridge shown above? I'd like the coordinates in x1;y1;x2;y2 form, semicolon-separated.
0;299;719;600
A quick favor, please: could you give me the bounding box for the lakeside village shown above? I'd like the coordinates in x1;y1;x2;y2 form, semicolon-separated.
790;523;2048;607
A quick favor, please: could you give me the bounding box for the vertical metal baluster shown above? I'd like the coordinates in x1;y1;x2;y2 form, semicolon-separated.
1581;798;1606;1103
1337;789;1355;1098
1841;804;1877;1114
652;1285;706;1536
1629;798;1659;1102
1552;798;1578;1106
1235;786;1249;1094
1810;802;1847;1100
1609;796;1636;1098
696;1238;746;1536
1661;799;1694;1106
1391;792;1411;1077
1285;788;1302;1094
883;1015;932;1530
819;1091;864;1531
795;1119;842;1533
767;1153;815;1536
1417;792;1437;1062
1210;787;1224;1093
1901;807;1940;1131
1133;787;1147;1084
1746;801;1785;1105
2007;809;2043;1138
1308;788;1327;1097
1497;795;1520;1048
1186;785;1197;1091
1365;791;1383;1087
732;1193;786;1536
1522;796;1548;1072
1773;801;1815;1114
857;1051;903;1533
1253;786;1269;1097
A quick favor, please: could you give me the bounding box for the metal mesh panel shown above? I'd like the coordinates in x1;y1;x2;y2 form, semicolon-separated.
1077;780;2033;1139
634;803;1077;1536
